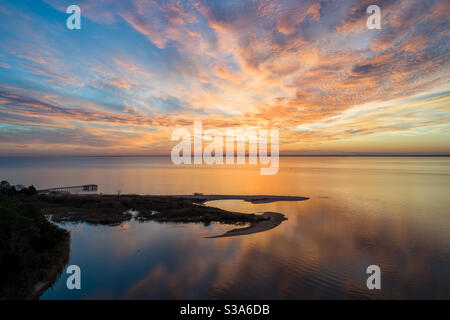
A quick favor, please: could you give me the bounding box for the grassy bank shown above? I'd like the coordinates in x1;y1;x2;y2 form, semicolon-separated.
33;194;267;225
0;194;70;299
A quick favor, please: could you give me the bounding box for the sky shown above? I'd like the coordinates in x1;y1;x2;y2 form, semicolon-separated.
0;0;449;156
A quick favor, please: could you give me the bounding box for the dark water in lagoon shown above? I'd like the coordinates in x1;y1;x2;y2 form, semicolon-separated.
1;156;449;299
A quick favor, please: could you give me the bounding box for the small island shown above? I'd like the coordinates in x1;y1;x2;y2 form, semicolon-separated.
33;193;308;239
33;193;308;226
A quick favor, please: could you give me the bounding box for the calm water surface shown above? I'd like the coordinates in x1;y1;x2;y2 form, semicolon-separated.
0;156;449;299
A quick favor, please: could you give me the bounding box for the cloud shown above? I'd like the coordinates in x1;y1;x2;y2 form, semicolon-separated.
0;0;449;154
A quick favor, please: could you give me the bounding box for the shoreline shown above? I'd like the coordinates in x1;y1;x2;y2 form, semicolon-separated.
0;193;71;300
29;235;70;299
206;212;287;238
42;193;309;204
164;195;309;204
29;193;308;237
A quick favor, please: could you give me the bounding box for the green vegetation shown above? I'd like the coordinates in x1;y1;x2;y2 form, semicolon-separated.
33;194;266;225
0;186;70;299
0;180;37;196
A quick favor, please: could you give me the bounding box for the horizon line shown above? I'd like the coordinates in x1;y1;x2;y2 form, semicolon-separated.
1;154;449;158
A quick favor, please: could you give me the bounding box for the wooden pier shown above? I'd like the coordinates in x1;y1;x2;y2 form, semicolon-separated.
38;184;98;194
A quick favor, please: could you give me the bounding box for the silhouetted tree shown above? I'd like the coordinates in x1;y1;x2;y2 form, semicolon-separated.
21;185;37;196
1;180;10;190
